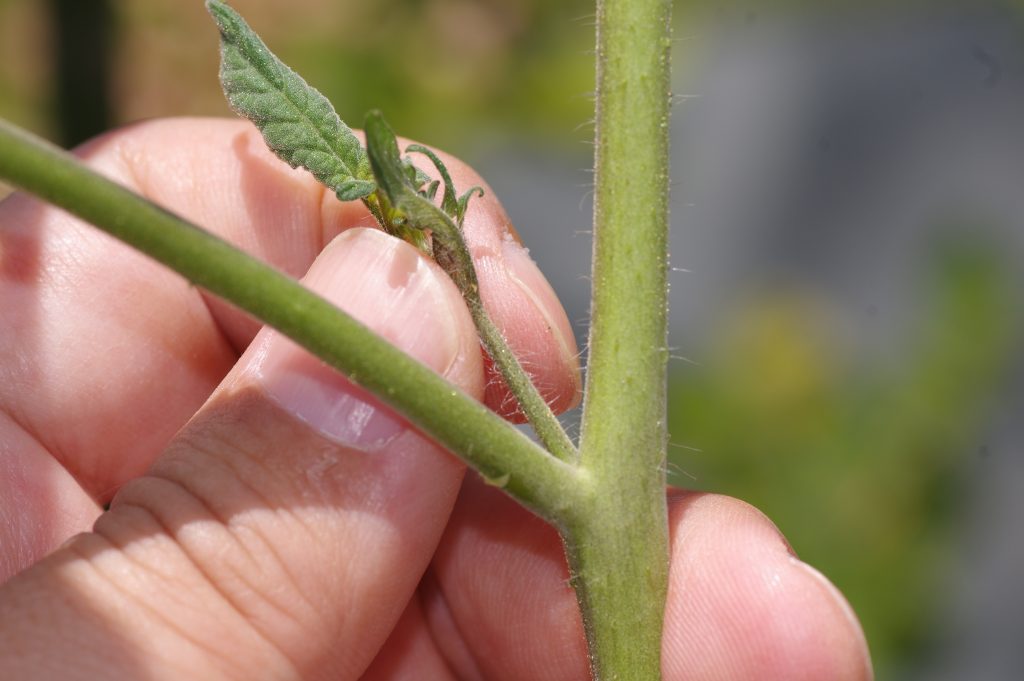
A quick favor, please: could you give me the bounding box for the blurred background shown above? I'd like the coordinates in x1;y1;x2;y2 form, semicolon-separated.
2;0;1022;677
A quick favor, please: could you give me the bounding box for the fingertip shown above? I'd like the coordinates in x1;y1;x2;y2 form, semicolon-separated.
663;493;873;681
789;559;874;681
250;227;485;450
466;216;582;419
499;239;582;410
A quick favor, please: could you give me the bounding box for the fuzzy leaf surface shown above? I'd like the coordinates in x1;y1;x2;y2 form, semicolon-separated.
207;0;373;201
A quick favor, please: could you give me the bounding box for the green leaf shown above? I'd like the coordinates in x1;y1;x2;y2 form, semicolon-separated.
363;111;410;206
401;156;431;190
406;143;484;227
456;186;485;227
424;180;440;202
335;178;376;202
365;111;476;294
206;0;373;201
405;144;459;219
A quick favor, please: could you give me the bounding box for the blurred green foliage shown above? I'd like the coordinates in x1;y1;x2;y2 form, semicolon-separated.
0;0;605;153
668;241;1021;673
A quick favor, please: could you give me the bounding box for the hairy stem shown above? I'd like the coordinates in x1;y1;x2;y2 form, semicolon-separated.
470;301;578;462
0;118;581;521
571;0;674;677
363;112;578;463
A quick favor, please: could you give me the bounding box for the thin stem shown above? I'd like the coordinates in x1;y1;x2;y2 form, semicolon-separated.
471;302;578;463
571;0;674;677
0;117;582;522
363;112;578;463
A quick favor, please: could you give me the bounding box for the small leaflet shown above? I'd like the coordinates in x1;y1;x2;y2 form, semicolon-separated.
207;0;375;202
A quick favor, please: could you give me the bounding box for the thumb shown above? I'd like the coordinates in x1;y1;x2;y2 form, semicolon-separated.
0;227;483;680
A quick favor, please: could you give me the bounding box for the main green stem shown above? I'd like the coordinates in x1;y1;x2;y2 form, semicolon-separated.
569;0;673;678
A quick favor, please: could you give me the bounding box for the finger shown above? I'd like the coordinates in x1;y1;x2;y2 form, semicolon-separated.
411;147;582;420
661;492;873;680
0;118;333;550
102;118;580;416
425;478;873;681
0;117;579;571
0;414;101;580
422;474;589;681
360;595;459;681
0;227;482;680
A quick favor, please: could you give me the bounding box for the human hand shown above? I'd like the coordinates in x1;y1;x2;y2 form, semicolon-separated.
0;118;872;680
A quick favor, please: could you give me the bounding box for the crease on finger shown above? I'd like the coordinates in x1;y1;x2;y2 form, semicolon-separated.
98;478;309;679
419;567;487;681
0;408;101;580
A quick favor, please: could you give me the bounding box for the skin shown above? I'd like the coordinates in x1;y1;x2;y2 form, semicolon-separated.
0;118;873;680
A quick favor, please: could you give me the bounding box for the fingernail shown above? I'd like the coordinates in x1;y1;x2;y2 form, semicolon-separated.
501;240;582;400
250;228;463;452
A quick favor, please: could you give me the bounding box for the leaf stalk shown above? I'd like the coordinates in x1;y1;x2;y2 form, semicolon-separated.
363;111;578;463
